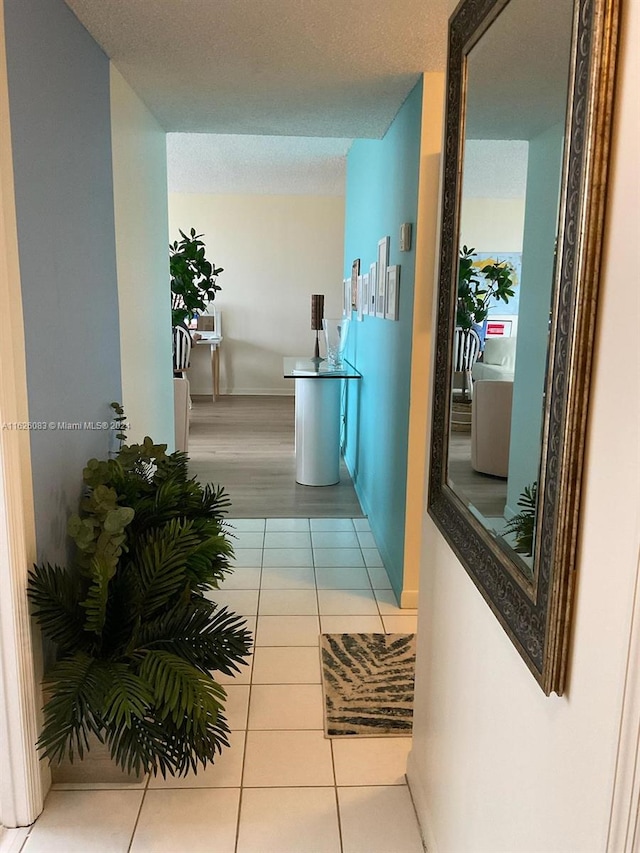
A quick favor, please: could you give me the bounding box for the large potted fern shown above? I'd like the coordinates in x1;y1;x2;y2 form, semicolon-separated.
28;414;251;779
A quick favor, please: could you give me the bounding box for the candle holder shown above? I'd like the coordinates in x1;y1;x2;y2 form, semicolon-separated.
311;294;325;361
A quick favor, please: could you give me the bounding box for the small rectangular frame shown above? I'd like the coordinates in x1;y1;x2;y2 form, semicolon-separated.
385;265;400;320
376;237;389;318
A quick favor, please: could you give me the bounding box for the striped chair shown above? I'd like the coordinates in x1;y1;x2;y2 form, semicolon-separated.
172;325;192;378
453;327;481;400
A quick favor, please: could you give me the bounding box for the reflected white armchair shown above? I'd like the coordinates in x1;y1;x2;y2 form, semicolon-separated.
471;379;514;477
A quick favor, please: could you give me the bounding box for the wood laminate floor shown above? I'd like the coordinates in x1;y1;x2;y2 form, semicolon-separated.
448;431;507;518
188;395;364;518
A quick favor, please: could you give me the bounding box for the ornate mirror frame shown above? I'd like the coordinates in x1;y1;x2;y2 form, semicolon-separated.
428;0;619;694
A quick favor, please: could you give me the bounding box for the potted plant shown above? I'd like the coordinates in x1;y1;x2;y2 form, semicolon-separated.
457;245;516;331
170;229;224;328
27;407;251;778
503;481;538;557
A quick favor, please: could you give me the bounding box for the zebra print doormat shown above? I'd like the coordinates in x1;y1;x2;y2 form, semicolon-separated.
320;633;416;737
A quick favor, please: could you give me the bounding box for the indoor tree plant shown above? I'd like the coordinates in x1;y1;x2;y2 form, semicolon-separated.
457;245;516;331
170;228;224;327
27;407;251;778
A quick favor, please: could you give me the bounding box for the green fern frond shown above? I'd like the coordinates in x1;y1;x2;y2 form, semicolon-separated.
102;666;153;728
80;553;115;635
133;601;252;675
155;710;231;777
129;520;200;618
27;564;87;653
105;701;230;778
105;715;179;777
504;482;538;556
200;483;232;517
137;650;225;734
38;653;108;764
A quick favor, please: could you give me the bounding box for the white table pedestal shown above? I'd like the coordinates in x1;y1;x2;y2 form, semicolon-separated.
295;378;341;485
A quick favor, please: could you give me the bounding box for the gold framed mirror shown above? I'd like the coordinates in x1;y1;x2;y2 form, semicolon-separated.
427;0;619;694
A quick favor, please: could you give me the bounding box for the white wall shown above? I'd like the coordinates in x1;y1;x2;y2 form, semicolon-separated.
168;193;345;395
408;2;640;850
460;140;527;252
111;66;175;448
459;198;525;253
403;72;446;608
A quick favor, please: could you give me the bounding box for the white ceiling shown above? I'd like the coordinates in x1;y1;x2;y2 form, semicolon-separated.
465;0;574;140
63;0;449;195
64;0;449;138
166;134;351;195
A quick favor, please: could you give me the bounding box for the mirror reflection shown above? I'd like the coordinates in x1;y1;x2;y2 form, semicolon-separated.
446;0;574;579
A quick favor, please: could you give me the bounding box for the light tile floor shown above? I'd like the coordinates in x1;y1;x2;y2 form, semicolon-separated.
19;518;422;853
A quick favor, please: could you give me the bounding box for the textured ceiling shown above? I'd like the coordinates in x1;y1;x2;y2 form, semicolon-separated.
465;0;574;140
462;140;528;199
64;0;568;196
64;0;449;138
167;134;351;195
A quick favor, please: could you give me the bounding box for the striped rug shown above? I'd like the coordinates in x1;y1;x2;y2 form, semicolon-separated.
320;633;416;737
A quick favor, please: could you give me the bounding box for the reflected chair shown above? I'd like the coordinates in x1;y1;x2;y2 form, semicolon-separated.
172;325;192;378
172;325;192;451
453;327;481;400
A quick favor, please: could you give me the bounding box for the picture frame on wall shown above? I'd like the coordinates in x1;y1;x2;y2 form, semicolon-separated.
376;237;389;318
369;263;377;314
385;265;400;320
343;278;351;315
357;275;364;321
362;273;370;316
351;259;360;310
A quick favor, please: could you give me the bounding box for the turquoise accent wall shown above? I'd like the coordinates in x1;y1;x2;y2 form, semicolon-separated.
507;122;564;517
342;81;422;597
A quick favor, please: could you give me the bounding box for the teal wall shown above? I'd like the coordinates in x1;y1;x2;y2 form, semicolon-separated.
507;122;564;517
342;81;422;597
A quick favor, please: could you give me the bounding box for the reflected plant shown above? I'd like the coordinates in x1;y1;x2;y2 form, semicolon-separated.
457;245;516;330
504;482;538;557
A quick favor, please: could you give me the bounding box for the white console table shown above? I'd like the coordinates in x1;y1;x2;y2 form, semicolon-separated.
283;357;361;486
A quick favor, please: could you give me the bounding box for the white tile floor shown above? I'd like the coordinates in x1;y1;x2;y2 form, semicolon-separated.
19;518;422;853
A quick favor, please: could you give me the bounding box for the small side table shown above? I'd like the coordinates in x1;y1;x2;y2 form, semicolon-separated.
283;357;361;486
194;334;222;400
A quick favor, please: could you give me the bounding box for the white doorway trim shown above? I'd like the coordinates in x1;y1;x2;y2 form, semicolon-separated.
606;544;640;852
0;0;46;827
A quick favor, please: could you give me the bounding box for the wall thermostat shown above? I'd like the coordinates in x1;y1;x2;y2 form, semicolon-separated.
400;222;413;251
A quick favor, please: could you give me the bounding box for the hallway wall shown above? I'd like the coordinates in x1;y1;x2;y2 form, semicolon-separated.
3;0;121;564
111;65;174;448
342;81;422;599
408;2;640;849
168;193;345;395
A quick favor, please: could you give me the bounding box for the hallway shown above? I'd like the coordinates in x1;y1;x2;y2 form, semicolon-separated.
187;396;363;518
16;517;423;853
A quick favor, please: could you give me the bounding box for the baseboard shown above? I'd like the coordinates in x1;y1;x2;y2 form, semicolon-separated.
191;389;294;398
407;750;438;853
504;502;517;521
224;388;294;396
0;828;30;852
401;588;419;609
